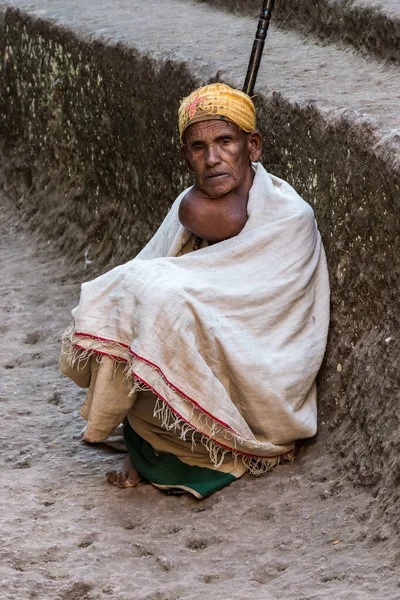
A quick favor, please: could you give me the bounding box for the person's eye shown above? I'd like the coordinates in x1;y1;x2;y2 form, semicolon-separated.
191;144;204;152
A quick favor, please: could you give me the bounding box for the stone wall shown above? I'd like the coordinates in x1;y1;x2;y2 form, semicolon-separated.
199;0;400;63
1;7;399;529
0;9;197;268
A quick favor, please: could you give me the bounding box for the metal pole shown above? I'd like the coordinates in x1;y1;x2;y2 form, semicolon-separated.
243;0;275;97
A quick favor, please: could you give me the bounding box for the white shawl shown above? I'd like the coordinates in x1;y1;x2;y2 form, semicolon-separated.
64;163;330;470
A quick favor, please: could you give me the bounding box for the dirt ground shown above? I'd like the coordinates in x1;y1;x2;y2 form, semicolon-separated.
1;195;399;600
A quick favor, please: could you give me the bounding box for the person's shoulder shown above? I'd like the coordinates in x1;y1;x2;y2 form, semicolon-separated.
259;165;315;217
252;163;315;226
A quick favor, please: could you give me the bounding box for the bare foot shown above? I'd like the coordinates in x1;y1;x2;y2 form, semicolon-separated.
106;457;143;488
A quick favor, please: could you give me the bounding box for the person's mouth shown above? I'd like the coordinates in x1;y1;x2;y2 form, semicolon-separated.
206;173;229;180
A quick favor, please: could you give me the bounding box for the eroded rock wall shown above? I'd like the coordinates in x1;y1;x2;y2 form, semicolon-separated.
199;0;400;63
1;8;399;529
254;95;399;529
0;9;196;268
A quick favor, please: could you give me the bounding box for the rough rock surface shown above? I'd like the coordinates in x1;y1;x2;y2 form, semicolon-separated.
200;0;400;63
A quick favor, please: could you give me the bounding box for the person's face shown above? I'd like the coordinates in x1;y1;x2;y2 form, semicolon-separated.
181;120;262;199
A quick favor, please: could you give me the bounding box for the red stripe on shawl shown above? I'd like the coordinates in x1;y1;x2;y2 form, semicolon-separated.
75;332;130;348
72;335;292;460
129;349;239;435
74;343;127;364
74;330;237;434
131;369;292;460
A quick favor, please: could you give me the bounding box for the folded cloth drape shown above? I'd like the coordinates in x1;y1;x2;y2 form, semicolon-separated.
62;163;330;473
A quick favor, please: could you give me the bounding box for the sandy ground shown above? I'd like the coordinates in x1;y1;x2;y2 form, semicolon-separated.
0;195;399;600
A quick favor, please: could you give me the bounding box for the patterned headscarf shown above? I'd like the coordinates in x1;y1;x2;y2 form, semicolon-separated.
178;83;256;142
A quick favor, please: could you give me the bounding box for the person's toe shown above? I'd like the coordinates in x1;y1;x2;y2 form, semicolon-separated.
106;470;120;486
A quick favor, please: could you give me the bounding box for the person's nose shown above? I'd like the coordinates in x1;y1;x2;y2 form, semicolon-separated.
205;143;221;167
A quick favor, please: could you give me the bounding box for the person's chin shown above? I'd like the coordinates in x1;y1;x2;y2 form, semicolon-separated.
202;176;234;199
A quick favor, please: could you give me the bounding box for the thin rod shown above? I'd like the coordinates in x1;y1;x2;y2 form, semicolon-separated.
243;0;275;97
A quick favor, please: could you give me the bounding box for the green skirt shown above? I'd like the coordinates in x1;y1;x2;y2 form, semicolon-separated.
123;421;236;499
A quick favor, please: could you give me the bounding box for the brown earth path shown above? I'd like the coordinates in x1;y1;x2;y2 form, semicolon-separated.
1;196;399;600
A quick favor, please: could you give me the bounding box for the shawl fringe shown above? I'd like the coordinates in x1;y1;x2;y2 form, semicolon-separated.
62;326;295;476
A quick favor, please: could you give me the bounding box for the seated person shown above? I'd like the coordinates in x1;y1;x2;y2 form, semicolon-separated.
60;83;330;499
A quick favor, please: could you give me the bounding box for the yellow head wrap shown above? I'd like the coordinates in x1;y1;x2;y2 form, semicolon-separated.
178;83;256;142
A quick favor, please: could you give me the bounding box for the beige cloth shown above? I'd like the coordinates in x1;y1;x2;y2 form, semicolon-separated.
61;351;246;475
62;233;244;475
128;388;246;476
62;163;330;471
